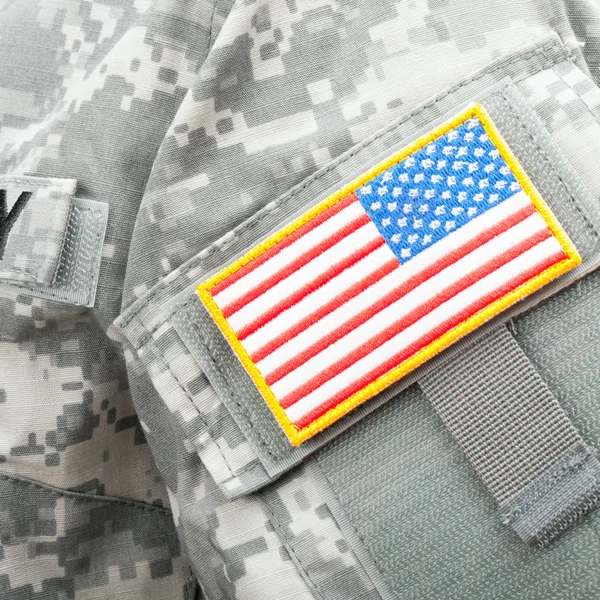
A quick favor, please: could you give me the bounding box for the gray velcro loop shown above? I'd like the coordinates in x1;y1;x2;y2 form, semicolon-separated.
420;324;600;544
500;442;600;546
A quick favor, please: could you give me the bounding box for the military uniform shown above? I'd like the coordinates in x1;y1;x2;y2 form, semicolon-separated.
3;1;600;598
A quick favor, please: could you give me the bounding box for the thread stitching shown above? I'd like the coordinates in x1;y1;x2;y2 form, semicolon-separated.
0;472;172;516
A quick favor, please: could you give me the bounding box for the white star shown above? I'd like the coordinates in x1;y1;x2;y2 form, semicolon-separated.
499;165;510;176
452;161;465;171
414;173;425;183
468;162;478;173
381;171;393;182
398;173;409;183
457;191;467;202
479;133;489;142
462;177;474;187
473;193;484;202
408;189;419;198
387;202;397;211
466;118;478;129
408;233;419;244
474;148;485;158
426;144;437;155
413;219;423;229
430;174;442;185
430;219;441;230
447;175;456;186
456;146;468;158
397;217;408;227
437;160;447;170
479;178;489;189
434;206;446;216
381;217;391;227
401;248;412;258
421;158;434;169
391;233;402;243
468;207;477;217
370;201;381;210
464;132;475;142
447;130;459;141
484;163;495;173
451;206;464;216
494;180;507;189
445;220;456;231
441;190;452;200
489;193;499;203
377;185;388;196
419;203;429;213
360;184;372;195
404;156;416;168
392;187;402;198
424;189;435;200
422;233;433;245
510;181;521;191
443;145;456;156
403;203;412;213
489;149;500;160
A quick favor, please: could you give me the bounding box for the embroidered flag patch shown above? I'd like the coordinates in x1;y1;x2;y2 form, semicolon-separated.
197;104;581;446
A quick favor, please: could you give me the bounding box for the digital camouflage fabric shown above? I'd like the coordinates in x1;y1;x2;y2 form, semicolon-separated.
3;1;600;599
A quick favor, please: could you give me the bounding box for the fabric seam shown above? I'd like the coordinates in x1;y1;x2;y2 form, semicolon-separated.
0;471;172;517
259;490;326;600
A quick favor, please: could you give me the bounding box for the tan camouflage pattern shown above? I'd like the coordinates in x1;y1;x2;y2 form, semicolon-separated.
3;0;600;598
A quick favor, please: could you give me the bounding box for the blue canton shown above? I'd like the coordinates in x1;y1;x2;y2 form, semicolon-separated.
358;117;522;264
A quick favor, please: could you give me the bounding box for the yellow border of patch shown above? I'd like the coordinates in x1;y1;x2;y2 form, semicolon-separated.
197;103;581;446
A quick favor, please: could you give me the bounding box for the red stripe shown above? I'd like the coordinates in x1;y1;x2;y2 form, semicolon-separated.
235;236;387;340
292;250;567;428
262;204;536;383
211;193;359;297
278;230;557;409
250;259;401;363
220;211;372;317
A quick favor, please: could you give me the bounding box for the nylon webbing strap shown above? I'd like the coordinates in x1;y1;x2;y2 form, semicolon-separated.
420;325;600;546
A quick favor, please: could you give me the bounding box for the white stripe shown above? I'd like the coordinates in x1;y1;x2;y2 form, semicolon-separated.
226;219;383;331
213;200;365;308
260;197;541;380
244;190;530;353
243;243;399;354
270;212;549;397
285;236;564;423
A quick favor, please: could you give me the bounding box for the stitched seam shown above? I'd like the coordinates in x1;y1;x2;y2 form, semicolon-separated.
500;88;600;242
0;471;172;516
136;324;238;480
118;40;570;332
206;0;219;52
314;458;390;587
260;491;326;600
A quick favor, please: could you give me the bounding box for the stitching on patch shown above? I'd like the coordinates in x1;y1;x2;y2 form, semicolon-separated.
118;41;571;333
0;472;172;516
259;491;326;600
500;88;600;242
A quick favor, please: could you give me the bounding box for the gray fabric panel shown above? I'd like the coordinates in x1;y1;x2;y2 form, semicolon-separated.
313;383;600;599
0;175;75;285
0;197;108;306
500;441;600;546
419;325;582;504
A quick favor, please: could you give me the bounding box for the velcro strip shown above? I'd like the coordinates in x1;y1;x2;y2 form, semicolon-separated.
420;325;600;545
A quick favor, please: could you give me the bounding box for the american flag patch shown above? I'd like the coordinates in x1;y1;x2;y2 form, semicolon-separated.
197;104;581;446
